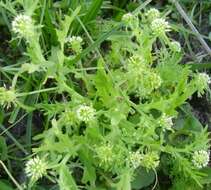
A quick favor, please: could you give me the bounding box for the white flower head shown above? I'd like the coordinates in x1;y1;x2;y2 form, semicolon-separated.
170;41;181;52
12;14;34;38
128;151;143;169
159;113;173;130
192;150;209;169
66;36;83;54
198;73;211;84
25;156;48;182
146;8;160;21
151;18;170;36
76;104;96;122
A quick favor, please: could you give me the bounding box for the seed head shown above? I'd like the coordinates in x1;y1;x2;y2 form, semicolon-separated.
12;14;34;39
195;73;211;97
76;104;96;122
146;8;160;21
151;18;170;36
25;156;47;182
170;41;181;52
0;87;16;109
192;150;209;169
141;151;160;170
66;36;83;54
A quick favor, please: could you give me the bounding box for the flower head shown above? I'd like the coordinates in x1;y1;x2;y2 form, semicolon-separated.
76;104;96;122
128;151;143;169
12;14;34;39
141;151;160;170
159;113;173;130
122;13;138;28
0;87;16;108
170;41;181;52
146;8;160;21
25;156;48;182
195;73;211;97
192;150;209;169
96;143;114;170
151;18;170;36
66;36;83;54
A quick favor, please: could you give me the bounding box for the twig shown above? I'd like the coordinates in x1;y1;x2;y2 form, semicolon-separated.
171;0;211;57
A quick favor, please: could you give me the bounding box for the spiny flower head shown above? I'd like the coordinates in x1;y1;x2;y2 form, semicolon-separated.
122;13;138;28
195;73;211;97
146;8;160;21
141;151;160;170
12;14;34;39
128;151;143;169
25;156;48;182
96;143;114;170
76;104;96;122
170;41;181;52
0;87;16;108
66;36;83;54
151;18;170;36
159;113;173;130
192;150;209;169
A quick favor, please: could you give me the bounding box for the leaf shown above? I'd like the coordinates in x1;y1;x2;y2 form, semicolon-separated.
78;147;96;186
0;180;13;190
200;167;211;184
116;171;131;190
59;164;78;190
131;167;155;190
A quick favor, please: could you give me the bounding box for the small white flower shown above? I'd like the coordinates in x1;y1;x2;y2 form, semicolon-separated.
66;36;83;44
128;151;143;169
146;8;160;21
170;41;181;52
151;18;170;35
25;156;47;182
198;73;211;84
192;150;209;169
159;114;173;130
12;14;34;38
76;104;96;122
66;36;83;54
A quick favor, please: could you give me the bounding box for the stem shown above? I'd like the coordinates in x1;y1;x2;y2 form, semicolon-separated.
0;160;23;190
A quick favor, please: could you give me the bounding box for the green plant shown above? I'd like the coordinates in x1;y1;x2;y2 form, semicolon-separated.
0;1;210;190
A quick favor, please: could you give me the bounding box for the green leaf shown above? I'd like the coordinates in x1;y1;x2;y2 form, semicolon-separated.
116;171;131;190
0;180;13;190
131;167;155;190
59;164;78;190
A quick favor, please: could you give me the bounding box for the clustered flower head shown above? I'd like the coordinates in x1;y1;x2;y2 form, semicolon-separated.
195;72;211;97
151;18;170;36
192;150;209;169
12;14;34;39
141;151;160;170
122;13;134;24
66;36;83;54
96;143;114;170
76;104;96;122
146;8;160;21
128;151;143;169
170;41;181;52
0;87;17;109
159;113;173;130
25;156;48;182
